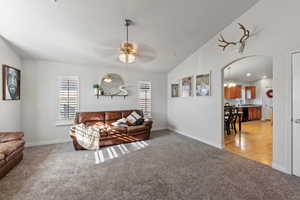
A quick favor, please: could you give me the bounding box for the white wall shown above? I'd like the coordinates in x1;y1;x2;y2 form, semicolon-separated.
168;0;300;174
22;60;167;146
252;78;273;120
0;37;22;131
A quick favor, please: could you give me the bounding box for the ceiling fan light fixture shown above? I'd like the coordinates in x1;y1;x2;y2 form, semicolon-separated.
119;53;136;64
120;42;137;54
118;19;137;64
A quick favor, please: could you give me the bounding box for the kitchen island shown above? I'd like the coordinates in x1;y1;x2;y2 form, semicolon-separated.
237;105;262;121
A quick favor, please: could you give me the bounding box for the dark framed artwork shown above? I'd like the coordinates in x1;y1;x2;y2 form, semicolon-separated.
171;84;179;97
2;65;21;100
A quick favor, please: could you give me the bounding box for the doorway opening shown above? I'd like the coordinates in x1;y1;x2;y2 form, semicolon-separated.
222;56;273;166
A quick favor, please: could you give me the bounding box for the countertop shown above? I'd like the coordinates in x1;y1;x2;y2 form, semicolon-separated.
236;105;262;108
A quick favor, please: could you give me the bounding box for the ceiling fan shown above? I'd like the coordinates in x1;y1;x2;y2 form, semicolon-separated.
119;19;137;64
98;19;156;64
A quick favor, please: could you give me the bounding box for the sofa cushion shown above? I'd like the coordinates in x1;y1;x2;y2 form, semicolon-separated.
0;159;5;168
127;125;147;133
0;132;24;143
0;153;5;161
105;112;122;121
110;126;127;133
76;112;105;124
105;111;122;126
0;140;25;156
85;121;105;127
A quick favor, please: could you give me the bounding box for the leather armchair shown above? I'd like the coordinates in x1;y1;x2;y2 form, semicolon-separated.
0;132;25;179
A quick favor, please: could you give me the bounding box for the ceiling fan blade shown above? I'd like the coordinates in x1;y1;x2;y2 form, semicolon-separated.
135;43;157;63
98;40;122;48
137;54;156;63
95;48;117;57
137;43;156;54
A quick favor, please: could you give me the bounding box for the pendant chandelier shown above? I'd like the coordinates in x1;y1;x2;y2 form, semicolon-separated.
119;19;137;64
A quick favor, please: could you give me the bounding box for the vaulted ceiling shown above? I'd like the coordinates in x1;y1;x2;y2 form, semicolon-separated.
0;0;258;72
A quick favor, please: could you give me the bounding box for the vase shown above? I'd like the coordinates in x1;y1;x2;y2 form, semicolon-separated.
94;89;99;96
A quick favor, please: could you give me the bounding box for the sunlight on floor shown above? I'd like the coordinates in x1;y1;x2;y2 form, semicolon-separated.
94;141;149;164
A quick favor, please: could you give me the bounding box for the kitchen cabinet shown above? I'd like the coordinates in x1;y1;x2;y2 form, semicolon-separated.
224;85;242;99
224;86;230;99
248;107;262;121
245;86;256;99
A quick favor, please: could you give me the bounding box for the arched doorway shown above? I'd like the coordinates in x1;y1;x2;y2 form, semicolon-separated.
221;55;273;166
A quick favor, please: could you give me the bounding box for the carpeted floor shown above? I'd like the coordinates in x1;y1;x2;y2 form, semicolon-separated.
1;130;300;200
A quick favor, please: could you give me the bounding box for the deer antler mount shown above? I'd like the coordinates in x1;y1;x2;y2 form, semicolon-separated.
218;23;250;53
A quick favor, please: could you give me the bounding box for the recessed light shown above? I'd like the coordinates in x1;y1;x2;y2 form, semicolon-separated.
246;73;252;77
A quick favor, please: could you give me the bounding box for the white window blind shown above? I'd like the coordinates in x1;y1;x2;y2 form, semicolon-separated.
138;81;152;118
56;76;80;125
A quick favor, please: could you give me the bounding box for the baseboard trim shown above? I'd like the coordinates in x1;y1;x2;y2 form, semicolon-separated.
152;127;168;131
168;128;222;149
272;162;290;174
26;138;71;147
26;127;167;147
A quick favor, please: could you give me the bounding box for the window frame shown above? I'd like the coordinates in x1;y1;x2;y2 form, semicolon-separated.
56;76;80;126
138;81;152;119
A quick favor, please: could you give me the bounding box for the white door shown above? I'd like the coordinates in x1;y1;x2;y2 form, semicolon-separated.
292;52;300;176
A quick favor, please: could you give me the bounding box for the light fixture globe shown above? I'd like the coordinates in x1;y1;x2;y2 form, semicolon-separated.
119;53;136;64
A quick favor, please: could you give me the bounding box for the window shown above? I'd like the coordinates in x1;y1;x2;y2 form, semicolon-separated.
138;81;152;118
56;76;80;125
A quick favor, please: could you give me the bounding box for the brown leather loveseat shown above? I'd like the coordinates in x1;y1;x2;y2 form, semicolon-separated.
70;110;153;150
0;132;25;179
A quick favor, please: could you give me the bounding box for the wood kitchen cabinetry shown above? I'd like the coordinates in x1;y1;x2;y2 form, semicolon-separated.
245;86;256;99
248;107;262;121
224;85;242;99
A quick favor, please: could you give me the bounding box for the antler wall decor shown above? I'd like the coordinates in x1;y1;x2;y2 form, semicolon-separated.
218;23;250;53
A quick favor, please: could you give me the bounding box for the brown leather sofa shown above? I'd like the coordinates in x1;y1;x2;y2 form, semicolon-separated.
70;110;153;150
0;132;25;179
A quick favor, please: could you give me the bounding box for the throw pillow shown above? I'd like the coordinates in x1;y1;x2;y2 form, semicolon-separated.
126;111;142;126
117;118;127;124
134;118;144;126
112;118;128;126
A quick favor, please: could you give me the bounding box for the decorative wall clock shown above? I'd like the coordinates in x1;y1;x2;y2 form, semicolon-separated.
266;89;273;98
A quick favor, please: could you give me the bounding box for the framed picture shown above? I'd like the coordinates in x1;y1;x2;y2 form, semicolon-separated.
182;76;193;97
171;84;179;97
2;65;21;100
196;73;211;96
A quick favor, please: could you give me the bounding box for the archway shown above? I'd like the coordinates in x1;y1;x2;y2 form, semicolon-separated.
221;55;273;166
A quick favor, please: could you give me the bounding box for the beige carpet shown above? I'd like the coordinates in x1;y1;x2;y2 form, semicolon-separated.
1;130;300;200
